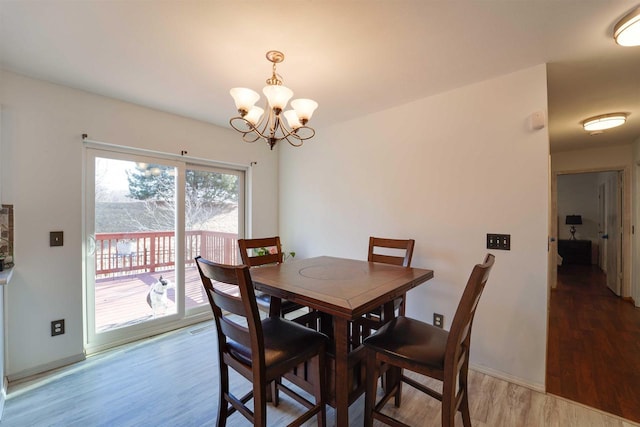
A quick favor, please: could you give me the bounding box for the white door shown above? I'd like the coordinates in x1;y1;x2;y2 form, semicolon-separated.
605;172;622;295
598;183;606;269
549;165;558;290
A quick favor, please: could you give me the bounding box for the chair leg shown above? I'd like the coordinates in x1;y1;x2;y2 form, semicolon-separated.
310;352;327;427
217;363;229;427
459;369;472;427
350;321;360;350
271;379;280;406
364;350;379;427
254;381;268;427
398;294;406;316
460;392;472;427
394;367;403;407
441;378;456;427
442;398;455;427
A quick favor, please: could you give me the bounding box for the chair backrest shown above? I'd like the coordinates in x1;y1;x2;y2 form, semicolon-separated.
445;254;495;376
238;236;284;267
195;256;265;369
368;236;415;267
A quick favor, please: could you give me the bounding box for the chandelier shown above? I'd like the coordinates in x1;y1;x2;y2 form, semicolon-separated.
229;50;318;150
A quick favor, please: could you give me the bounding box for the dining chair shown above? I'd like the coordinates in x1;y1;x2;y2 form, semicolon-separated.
195;256;328;427
363;254;495;427
351;237;415;348
367;236;415;316
237;236;305;319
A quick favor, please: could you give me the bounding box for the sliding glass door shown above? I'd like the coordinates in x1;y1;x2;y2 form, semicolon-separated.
183;165;243;314
85;148;244;352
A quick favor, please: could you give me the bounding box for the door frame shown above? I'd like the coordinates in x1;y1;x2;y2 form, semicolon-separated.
83;142;248;354
549;166;631;296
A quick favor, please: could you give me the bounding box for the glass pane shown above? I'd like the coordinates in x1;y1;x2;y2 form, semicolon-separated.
184;168;240;309
94;158;177;332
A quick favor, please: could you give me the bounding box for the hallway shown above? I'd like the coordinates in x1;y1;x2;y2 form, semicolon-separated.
547;264;640;423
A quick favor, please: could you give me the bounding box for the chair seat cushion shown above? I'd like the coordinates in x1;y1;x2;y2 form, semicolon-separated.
227;317;328;372
363;316;449;370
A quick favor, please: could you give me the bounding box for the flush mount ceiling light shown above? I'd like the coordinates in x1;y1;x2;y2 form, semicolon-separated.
582;113;628;132
229;50;318;150
614;5;640;46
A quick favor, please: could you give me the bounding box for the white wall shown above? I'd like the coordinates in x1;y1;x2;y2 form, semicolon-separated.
552;145;632;172
0;71;279;378
280;65;549;389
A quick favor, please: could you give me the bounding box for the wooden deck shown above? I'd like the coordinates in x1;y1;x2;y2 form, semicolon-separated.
92;230;239;332
95;265;235;332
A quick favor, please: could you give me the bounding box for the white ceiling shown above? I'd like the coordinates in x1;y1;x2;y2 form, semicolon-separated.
1;1;639;153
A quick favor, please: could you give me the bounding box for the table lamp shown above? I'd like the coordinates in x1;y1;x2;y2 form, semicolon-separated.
565;215;582;240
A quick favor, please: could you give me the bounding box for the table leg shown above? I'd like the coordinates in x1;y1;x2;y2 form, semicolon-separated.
333;316;350;427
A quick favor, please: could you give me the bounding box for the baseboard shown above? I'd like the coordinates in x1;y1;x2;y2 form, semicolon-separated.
7;353;86;383
470;363;545;393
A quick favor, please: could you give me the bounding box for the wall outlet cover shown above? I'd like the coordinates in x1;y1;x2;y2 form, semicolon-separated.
50;231;64;247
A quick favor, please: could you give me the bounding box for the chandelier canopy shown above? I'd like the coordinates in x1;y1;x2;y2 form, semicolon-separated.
229;50;318;150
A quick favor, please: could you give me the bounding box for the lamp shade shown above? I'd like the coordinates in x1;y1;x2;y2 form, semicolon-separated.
291;99;318;122
244;106;264;126
283;110;301;129
565;215;583;225
263;85;293;112
230;88;260;114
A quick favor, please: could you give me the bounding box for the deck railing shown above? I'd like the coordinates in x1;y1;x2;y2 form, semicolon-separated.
95;230;239;277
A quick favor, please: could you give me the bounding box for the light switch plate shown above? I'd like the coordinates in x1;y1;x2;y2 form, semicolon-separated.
487;233;510;250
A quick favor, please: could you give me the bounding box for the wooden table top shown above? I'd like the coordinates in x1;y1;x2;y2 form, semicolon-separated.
250;256;434;319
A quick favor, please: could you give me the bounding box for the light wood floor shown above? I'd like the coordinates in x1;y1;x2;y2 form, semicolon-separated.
3;320;639;427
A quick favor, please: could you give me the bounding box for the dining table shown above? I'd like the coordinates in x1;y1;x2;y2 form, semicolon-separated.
250;255;434;427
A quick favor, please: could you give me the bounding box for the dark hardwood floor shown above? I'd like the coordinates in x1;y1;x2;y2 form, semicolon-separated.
547;264;640;423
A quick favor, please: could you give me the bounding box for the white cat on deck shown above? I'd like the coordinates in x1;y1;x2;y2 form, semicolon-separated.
146;275;175;317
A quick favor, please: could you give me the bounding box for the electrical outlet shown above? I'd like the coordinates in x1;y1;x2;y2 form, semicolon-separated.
51;319;65;336
50;231;64;247
433;313;444;328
